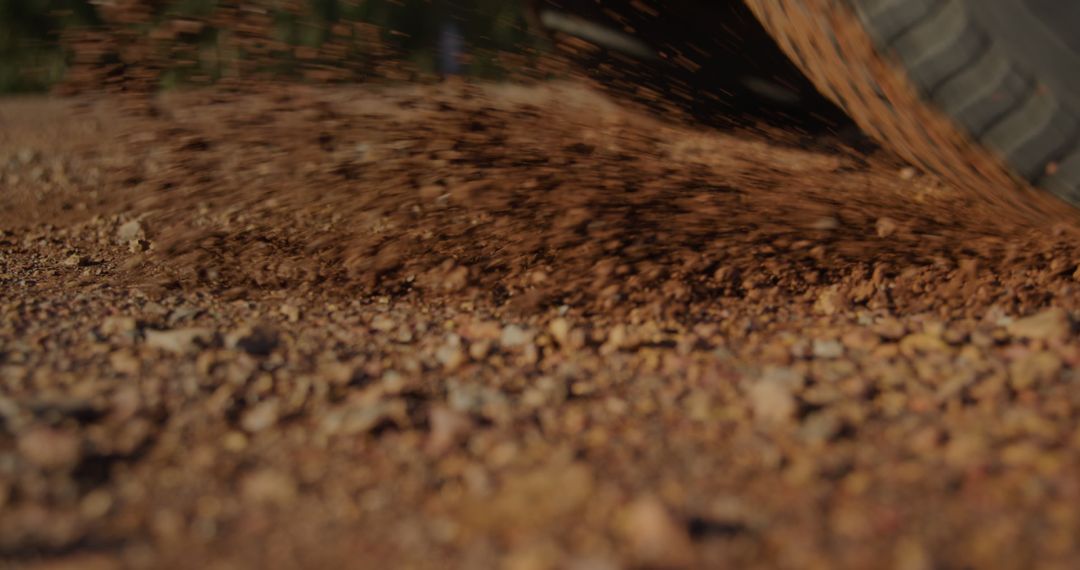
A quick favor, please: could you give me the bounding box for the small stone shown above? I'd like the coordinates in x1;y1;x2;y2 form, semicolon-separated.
62;254;91;267
279;304;300;323
620;496;694;568
101;316;137;335
894;537;932;570
549;318;571;345
501;325;532;348
799;412;842;444
1009;352;1063;390
876;217;899;238
748;379;796;424
109;350;140;375
812;216;838;230
468;340;491;360
370;315;396;332
760;366;806;391
145;328;214;354
166;306;200;327
899;333;948;356
111;387;141;421
873;318;907;340
116;220;143;242
18;427;81;470
813;287;847;316
1007;308;1071;341
812;339;844;359
241;469;297;506
425;405;472;456
222;431;248;452
81;490;114;519
241;400;280;433
16;147;37;165
436;341;466;371
322;400;406;435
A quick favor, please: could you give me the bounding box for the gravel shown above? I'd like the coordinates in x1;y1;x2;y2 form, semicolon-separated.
3;82;1080;569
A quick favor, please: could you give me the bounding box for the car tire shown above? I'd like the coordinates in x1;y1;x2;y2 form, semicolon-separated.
743;0;1080;217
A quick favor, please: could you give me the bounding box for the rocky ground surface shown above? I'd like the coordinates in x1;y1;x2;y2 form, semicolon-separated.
4;82;1080;569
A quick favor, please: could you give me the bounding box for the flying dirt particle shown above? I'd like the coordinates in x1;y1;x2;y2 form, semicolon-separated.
811;216;839;230
876;217;899;238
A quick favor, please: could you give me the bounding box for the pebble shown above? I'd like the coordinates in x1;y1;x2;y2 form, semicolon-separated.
436;341;466;371
241;469;297;506
899;333;948;356
145;327;214;354
62;254;91;267
101;316;137;335
748;379;796;424
17;427;81;470
109;350;141;375
241;400;280;433
814;287;847;316
279;304;300;322
116;220;144;242
876;217;899;238
1009;352;1063;390
1007;308;1071;341
321;400;405;435
620;496;694;568
812;339;844;359
425;405;472;456
500;324;532;348
548;318;571;345
873;318;907;340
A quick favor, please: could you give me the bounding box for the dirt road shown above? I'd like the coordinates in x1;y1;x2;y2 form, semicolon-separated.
3;82;1080;569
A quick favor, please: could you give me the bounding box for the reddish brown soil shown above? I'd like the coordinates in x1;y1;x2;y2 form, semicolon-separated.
4;82;1080;570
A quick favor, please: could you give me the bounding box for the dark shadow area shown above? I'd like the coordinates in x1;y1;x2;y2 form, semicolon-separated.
533;0;876;153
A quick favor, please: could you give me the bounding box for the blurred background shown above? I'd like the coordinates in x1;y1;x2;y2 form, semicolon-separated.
0;0;540;94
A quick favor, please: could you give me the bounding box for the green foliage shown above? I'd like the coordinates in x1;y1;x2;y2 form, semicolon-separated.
0;0;539;94
0;0;97;92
